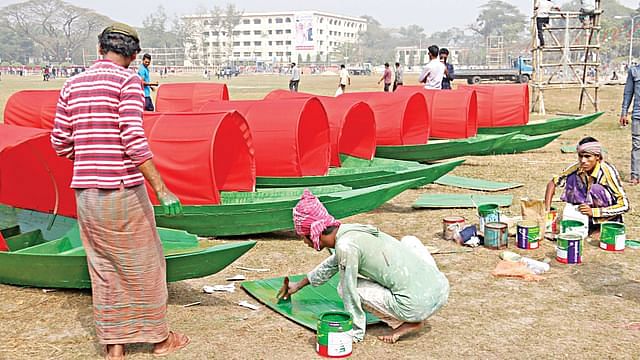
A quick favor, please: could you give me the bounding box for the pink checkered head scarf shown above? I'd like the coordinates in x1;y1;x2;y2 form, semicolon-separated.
293;189;341;251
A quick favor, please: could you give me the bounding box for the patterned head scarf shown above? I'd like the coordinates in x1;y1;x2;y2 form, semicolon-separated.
292;189;341;251
577;141;602;156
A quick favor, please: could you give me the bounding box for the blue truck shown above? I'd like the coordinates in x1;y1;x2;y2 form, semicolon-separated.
455;57;533;84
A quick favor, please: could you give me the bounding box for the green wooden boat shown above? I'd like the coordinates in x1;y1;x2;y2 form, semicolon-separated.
0;224;256;289
255;157;463;188
477;112;603;136
487;133;561;155
374;133;517;162
155;178;426;237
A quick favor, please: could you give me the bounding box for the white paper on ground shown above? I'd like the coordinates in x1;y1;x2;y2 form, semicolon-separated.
238;301;259;310
202;284;236;293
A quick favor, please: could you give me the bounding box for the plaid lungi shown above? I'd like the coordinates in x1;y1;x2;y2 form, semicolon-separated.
76;184;169;344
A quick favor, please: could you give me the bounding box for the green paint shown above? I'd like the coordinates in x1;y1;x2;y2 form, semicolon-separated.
561;219;585;233
241;274;379;331
435;175;523;192
489;133;562;155
477;112;603;136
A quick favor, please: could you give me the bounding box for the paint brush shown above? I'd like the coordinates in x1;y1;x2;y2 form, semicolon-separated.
276;276;291;303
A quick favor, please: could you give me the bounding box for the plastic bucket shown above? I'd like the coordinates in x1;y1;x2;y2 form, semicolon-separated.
317;311;353;358
545;207;558;233
599;222;625;252
560;219;587;239
478;203;500;234
556;233;583;264
484;222;508;249
517;220;540;250
443;216;465;240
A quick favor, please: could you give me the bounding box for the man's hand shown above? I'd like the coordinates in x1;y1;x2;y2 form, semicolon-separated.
157;190;183;216
620;115;629;127
578;204;593;217
276;276;309;301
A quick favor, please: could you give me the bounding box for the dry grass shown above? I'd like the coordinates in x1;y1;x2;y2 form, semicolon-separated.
1;72;640;359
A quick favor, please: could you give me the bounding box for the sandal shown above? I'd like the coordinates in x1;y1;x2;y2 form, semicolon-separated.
153;331;190;357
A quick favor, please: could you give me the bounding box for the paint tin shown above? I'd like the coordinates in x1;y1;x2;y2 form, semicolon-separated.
483;222;508;249
556;234;583;264
560;219;587;239
478;203;500;234
317;311;353;358
545;207;558;233
442;216;465;240
516;221;540;250
599;222;625;252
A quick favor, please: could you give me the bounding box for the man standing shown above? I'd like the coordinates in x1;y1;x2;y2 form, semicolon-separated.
338;64;350;94
377;62;393;92
51;23;190;359
439;48;455;90
138;53;158;111
393;62;404;91
289;62;300;92
534;0;561;47
280;190;450;344
579;0;596;27
621;63;640;185
418;45;445;89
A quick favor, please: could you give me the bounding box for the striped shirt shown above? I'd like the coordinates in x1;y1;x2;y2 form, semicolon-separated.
51;59;152;189
553;161;629;221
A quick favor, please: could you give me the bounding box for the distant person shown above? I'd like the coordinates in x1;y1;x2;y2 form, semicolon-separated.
338;64;351;94
579;0;596;27
419;45;445;89
439;48;455;90
378;62;393;92
289;62;300;92
612;71;618;81
534;0;561;47
43;66;50;81
621;63;640;185
393;62;404;91
138;53;158;111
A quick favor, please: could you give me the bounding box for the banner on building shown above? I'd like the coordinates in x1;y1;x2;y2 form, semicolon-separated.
294;13;314;50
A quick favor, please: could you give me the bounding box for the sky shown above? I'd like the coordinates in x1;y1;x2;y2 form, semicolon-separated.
0;0;637;33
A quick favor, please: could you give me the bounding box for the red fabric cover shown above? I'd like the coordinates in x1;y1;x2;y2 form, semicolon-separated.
142;111;256;205
458;84;529;127
0;124;75;217
264;90;376;166
155;82;230;112
200;98;330;177
397;86;478;139
338;91;429;145
0;232;8;252
3;90;59;129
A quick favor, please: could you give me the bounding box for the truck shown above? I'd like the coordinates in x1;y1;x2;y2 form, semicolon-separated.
347;63;372;76
455;57;533;84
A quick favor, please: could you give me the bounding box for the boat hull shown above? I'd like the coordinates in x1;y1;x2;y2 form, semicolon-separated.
477;112;603;136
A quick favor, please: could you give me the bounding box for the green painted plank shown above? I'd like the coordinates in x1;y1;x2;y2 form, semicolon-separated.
477;112;603;136
435;175;523;192
489;133;561;155
413;194;513;208
242;274;379;331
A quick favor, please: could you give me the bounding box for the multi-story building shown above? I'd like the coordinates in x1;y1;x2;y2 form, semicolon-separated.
183;10;367;67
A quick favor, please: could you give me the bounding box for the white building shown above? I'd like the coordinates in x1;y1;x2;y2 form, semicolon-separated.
183;10;367;67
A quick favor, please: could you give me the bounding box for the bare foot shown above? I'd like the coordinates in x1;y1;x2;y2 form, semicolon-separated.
105;344;125;360
153;331;190;357
377;322;423;344
629;179;639;186
590;229;601;241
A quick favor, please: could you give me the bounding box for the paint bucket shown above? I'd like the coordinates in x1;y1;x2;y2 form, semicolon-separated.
478;203;500;234
483;222;508;249
317;311;353;358
560;219;587;239
556;234;583;264
545;207;558;233
599;222;626;252
516;221;540;250
442;216;465;240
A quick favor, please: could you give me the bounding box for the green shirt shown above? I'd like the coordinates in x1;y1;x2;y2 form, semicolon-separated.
307;224;449;341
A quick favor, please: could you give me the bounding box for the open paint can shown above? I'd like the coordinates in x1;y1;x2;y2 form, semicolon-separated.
317;311;353;358
478;203;500;234
599;222;625;252
442;216;465;240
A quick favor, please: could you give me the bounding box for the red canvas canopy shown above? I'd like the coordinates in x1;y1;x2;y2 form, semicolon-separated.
458;84;529;127
143;111;256;205
397;86;478;139
199;98;330;177
338;91;429;145
155;83;230;112
3;90;59;129
0;124;75;217
264;90;376;166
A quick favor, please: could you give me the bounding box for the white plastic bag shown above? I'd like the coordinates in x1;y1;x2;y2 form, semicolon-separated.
335;86;344;96
561;203;589;239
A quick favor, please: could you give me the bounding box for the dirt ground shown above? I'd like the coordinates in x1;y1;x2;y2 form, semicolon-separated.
1;73;639;359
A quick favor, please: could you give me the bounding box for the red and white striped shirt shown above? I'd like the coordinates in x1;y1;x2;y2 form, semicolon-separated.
51;59;153;189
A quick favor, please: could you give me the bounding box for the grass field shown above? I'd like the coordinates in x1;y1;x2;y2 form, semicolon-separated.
1;72;639;359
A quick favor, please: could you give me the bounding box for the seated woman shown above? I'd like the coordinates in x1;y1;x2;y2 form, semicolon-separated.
545;137;629;239
279;189;449;344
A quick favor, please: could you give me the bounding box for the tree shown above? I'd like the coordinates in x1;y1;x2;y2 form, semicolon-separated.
223;4;242;65
139;6;181;48
357;15;394;63
0;0;111;63
471;0;526;43
0;28;36;64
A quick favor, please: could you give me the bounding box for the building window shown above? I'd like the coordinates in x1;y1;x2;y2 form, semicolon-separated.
329;20;333;25
212;42;220;46
233;52;240;57
276;29;283;34
319;41;323;45
276;41;283;45
285;40;291;45
268;41;273;45
242;19;250;24
319;29;323;35
268;52;273;56
268;30;273;34
286;51;291;56
233;41;240;46
276;18;283;23
233;31;240;36
285;17;291;23
243;41;251;46
254;41;262;45
212;31;219;36
268;18;272;23
243;31;251;35
204;20;210;25
254;52;262;56
243;52;251;56
319;17;324;23
254;30;261;35
276;51;283;56
285;29;291;34
254;19;261;24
